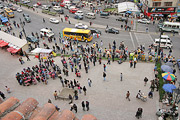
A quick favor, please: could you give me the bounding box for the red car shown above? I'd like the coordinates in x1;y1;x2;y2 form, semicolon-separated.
69;8;78;14
60;3;65;7
37;2;41;6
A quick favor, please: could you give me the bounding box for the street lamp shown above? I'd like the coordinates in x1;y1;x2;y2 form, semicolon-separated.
158;31;163;55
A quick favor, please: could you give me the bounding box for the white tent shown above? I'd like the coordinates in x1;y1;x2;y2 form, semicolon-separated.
31;48;52;54
118;2;139;13
0;31;28;51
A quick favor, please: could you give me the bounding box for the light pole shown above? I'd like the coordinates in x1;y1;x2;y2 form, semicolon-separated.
158;31;163;55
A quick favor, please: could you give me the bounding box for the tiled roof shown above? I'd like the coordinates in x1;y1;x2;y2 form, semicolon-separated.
0;97;97;120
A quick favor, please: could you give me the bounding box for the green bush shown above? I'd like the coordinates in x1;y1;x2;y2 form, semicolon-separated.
156;61;165;101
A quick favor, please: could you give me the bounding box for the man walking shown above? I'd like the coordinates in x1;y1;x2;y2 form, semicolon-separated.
120;73;123;81
82;101;85;111
83;86;87;95
86;101;89;111
103;64;106;72
54;91;58;100
103;72;106;81
144;77;148;86
126;91;130;101
0;91;6;99
87;78;92;87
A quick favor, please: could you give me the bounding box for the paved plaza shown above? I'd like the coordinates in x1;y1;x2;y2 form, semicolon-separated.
0;49;159;120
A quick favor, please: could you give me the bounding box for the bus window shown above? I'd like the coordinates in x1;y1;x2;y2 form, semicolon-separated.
168;25;171;28
177;26;179;29
172;25;176;29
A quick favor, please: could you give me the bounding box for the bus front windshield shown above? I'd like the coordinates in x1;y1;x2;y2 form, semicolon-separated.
8;12;14;15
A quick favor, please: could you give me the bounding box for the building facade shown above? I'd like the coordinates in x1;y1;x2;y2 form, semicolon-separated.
141;0;178;17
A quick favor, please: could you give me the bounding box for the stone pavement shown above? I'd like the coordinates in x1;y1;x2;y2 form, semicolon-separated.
0;49;159;120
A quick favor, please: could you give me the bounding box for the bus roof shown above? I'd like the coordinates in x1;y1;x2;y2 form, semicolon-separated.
163;21;180;26
63;28;91;34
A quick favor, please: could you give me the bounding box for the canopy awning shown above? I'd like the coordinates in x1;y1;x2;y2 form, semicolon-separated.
0;41;8;47
7;47;15;52
11;48;21;53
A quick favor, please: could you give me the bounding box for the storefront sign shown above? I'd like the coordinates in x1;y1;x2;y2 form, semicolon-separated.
148;7;176;13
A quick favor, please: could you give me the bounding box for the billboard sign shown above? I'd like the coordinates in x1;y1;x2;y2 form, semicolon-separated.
148;7;176;13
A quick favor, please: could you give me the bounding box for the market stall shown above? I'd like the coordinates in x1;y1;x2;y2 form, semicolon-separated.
31;48;53;59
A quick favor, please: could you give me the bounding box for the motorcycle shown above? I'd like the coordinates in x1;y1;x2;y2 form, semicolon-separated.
136;93;147;102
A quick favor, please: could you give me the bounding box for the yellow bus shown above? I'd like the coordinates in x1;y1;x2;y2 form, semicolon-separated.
63;28;93;42
4;8;14;18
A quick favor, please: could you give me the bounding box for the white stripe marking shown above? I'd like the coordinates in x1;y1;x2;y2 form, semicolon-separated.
129;32;135;49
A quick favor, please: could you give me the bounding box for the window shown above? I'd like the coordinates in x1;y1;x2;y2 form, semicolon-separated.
153;2;161;7
164;2;172;6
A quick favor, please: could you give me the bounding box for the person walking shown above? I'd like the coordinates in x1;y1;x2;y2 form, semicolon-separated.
120;73;123;81
0;91;6;99
82;101;85;111
48;99;52;103
103;72;106;81
70;104;77;113
69;94;73;104
83;86;87;95
54;91;58;100
5;86;11;93
87;78;92;87
134;60;137;68
144;77;148;86
130;60;133;68
24;52;30;61
86;101;89;111
43;18;45;23
126;91;130;101
103;64;106;72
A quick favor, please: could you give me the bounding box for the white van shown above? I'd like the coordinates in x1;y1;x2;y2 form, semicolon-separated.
75;10;83;16
40;28;54;38
64;1;71;8
53;6;61;11
154;35;173;49
159;22;180;33
85;13;96;19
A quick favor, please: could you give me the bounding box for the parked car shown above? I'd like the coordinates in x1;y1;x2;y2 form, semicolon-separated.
74;15;83;20
7;3;13;7
23;14;31;23
75;10;83;16
10;7;17;11
116;17;127;22
177;59;180;70
60;3;65;7
37;2;41;6
23;0;30;4
52;2;58;6
105;28;119;34
26;36;39;43
0;4;4;9
56;9;64;14
85;13;96;19
89;28;101;35
17;8;23;12
0;9;4;14
42;5;49;10
138;18;150;24
69;8;78;14
100;12;109;18
75;23;88;29
53;6;61;11
49;18;59;24
33;4;39;8
68;5;76;10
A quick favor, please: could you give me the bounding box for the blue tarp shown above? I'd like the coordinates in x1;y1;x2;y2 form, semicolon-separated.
0;17;8;23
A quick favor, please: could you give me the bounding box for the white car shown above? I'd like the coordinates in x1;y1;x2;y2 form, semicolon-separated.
53;6;61;11
42;5;49;10
75;10;83;16
138;19;150;24
17;8;23;12
49;18;59;24
75;23;88;29
68;5;76;10
33;4;38;8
